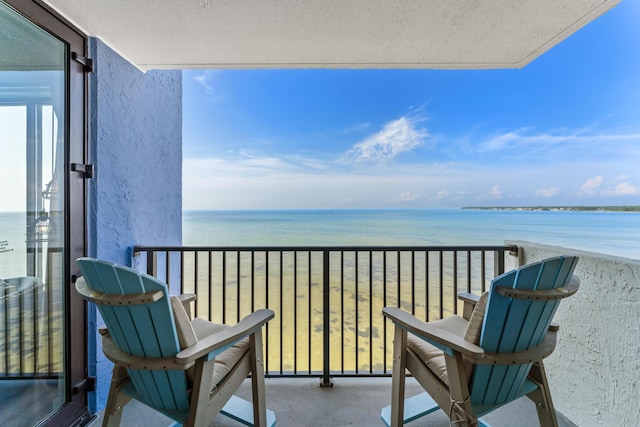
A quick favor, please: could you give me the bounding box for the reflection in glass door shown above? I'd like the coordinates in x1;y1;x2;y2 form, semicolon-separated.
0;2;67;425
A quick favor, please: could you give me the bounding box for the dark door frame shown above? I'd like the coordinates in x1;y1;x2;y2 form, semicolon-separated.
3;1;90;425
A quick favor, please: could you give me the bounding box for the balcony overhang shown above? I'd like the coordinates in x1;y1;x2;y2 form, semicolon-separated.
42;0;619;71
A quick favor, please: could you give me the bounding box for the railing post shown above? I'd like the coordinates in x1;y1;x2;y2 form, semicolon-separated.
146;249;154;275
494;250;501;277
320;249;333;387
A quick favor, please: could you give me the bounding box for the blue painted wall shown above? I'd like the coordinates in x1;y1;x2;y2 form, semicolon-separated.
86;38;182;412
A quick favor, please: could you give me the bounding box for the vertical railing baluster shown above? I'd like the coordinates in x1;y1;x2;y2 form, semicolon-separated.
19;287;24;375
280;251;284;375
293;251;298;375
354;251;358;374
467;250;472;293
321;249;332;386
221;251;226;324
396;251;401;309
340;250;344;374
439;250;444;319
425;250;430;322
368;251;373;374
32;274;38;375
2;288;7;374
251;251;255;313
383;250;388;373
453;251;458;315
207;250;212;320
265;251;270;375
180;251;185;314
47;271;53;375
481;250;487;292
237;251;241;323
5;288;9;373
308;251;312;376
411;250;416;315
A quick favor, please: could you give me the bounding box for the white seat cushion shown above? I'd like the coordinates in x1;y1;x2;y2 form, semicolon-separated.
192;317;250;388
407;292;488;386
170;296;249;389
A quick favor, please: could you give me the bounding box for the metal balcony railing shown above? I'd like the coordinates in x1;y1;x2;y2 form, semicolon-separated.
133;245;516;386
0;249;63;379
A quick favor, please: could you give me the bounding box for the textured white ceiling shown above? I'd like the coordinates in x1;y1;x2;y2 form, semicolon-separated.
43;0;619;71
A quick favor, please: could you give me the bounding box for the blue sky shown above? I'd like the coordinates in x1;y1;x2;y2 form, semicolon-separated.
183;1;640;210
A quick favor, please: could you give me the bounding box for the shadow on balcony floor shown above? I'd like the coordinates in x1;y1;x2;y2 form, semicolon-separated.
90;377;576;426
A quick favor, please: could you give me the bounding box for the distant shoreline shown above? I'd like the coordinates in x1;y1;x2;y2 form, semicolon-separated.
461;206;640;212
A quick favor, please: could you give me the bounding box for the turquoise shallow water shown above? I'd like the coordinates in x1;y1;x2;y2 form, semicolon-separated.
182;208;640;260
2;208;638;278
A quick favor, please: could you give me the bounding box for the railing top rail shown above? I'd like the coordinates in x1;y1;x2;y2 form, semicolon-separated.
134;244;517;253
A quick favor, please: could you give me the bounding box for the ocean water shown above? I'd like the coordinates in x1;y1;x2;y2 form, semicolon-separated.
183;208;640;260
3;208;637;374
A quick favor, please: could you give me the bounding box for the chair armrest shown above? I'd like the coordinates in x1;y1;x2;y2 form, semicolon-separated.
177;293;196;304
382;307;484;358
176;309;275;364
458;292;479;320
458;293;479;304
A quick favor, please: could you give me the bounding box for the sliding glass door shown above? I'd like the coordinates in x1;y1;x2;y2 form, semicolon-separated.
0;1;88;426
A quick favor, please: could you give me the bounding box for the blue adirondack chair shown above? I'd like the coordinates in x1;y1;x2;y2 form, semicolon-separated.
381;255;579;427
75;257;276;427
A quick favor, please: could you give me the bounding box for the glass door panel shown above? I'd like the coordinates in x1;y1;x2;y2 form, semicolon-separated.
0;2;67;425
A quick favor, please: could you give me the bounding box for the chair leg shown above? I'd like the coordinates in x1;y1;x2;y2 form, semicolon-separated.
103;366;131;427
250;331;268;427
186;359;216;427
390;326;408;427
443;353;477;427
527;362;559;427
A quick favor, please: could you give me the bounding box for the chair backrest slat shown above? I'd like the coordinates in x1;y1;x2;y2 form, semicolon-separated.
77;258;190;411
469;255;578;406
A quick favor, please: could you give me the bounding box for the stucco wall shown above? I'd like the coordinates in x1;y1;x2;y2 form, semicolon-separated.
506;240;640;426
86;38;182;412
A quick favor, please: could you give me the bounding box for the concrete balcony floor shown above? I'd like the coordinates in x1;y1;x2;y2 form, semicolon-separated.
90;377;576;427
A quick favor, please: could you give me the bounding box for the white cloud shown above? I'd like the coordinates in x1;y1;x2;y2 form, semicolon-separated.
181;151;639;210
341;116;428;164
576;176;639;197
192;70;224;101
578;176;603;196
182;156;474;209
536;187;560;197
479;127;640;154
436;191;449;200
603;182;640;196
399;192;420;201
481;130;530;151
